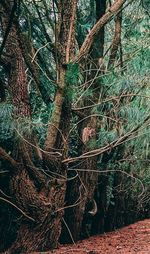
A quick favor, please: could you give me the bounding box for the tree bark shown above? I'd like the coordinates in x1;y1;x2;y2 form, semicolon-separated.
1;1;76;254
0;1;77;252
61;0;107;242
108;11;122;68
74;0;127;63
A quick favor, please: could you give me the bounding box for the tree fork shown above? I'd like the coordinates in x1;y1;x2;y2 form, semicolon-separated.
74;0;127;63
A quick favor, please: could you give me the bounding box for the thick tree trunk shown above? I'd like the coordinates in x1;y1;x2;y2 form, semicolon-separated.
0;0;136;252
0;0;78;253
0;10;58;254
8;166;66;253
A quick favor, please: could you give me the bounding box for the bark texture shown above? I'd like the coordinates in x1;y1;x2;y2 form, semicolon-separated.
108;11;122;68
0;1;76;252
61;0;107;242
0;0;79;252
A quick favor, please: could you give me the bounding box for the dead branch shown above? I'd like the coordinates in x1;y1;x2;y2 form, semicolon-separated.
0;147;18;169
74;0;127;63
68;168;145;198
0;196;35;222
88;199;98;216
63;113;150;163
72;93;150;111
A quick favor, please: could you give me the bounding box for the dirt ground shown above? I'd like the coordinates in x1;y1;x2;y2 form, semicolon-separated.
37;218;150;254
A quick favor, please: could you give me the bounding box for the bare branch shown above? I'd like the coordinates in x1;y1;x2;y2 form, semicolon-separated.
72;93;150;112
68;169;145;198
0;147;18;169
63;113;150;163
73;0;127;63
0;197;35;222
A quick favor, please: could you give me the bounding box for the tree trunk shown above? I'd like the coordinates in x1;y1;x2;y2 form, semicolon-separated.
0;2;61;252
61;0;107;242
0;0;137;252
108;11;122;68
0;0;77;252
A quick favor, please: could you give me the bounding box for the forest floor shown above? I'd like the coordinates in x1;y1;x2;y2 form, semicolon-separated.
33;219;150;254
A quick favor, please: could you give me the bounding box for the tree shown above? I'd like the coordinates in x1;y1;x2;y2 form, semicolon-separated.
0;0;78;252
0;0;149;253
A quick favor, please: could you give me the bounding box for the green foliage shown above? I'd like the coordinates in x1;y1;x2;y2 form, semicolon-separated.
30;88;52;146
97;127;118;147
0;103;13;141
87;138;97;150
0;0;149;239
65;63;79;86
65;63;80;102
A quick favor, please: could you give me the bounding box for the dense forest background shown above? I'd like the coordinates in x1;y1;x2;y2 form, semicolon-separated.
0;0;150;253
